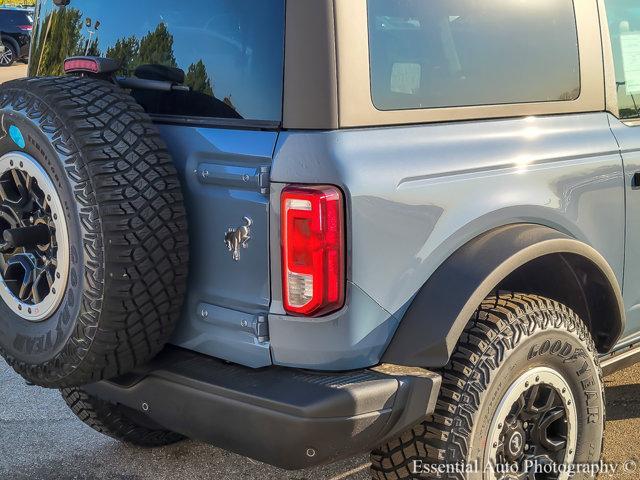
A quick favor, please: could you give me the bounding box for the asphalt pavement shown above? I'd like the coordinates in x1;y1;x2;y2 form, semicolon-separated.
0;63;28;84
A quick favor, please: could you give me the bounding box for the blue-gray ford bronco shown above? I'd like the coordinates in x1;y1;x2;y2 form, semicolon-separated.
1;0;639;478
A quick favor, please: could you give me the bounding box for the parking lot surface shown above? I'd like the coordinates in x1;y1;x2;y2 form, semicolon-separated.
0;63;28;84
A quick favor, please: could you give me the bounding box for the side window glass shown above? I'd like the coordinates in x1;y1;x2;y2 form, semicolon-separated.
605;0;640;119
367;0;580;111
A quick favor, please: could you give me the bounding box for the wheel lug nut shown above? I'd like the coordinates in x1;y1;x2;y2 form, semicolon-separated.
523;422;528;428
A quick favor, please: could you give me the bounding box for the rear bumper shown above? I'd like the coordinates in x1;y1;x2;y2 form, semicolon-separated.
84;347;441;469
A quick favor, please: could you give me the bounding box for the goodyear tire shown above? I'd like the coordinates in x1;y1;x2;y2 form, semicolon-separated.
0;76;189;388
371;293;605;480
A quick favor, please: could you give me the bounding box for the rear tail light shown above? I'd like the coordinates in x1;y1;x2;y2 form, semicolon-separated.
281;185;345;316
17;25;32;31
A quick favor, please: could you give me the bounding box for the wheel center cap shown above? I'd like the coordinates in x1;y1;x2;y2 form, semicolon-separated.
506;429;525;460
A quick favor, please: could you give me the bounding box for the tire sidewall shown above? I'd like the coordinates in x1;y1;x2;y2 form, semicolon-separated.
0;104;86;366
469;328;604;479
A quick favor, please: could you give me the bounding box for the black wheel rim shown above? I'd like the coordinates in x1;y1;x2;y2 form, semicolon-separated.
486;367;577;480
0;152;68;321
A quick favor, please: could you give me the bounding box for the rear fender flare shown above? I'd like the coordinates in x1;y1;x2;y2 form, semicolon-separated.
381;223;625;367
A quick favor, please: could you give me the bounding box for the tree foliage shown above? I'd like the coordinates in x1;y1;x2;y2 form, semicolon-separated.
105;36;139;75
32;8;84;76
0;0;36;6
31;13;218;101
136;23;176;68
185;60;214;96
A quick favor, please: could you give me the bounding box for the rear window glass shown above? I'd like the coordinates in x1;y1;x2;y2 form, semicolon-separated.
1;9;32;24
30;0;285;123
367;0;581;111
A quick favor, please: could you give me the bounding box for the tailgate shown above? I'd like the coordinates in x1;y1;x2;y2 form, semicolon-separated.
160;126;276;367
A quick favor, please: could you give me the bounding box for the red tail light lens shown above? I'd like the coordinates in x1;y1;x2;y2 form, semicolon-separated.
17;25;32;31
281;185;345;316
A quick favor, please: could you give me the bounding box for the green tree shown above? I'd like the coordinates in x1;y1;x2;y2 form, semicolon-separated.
0;0;36;6
77;36;100;57
136;23;177;68
185;60;213;96
106;36;139;74
32;8;84;76
223;96;238;114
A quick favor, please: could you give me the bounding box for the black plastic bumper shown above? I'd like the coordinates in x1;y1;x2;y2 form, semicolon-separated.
83;347;441;469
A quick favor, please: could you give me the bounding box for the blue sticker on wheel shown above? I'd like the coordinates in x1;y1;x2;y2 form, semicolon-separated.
9;125;25;149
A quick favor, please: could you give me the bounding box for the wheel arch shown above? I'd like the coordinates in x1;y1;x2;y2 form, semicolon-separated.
381;223;625;367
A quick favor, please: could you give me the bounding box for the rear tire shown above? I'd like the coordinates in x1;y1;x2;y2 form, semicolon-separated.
371;293;605;479
61;387;184;447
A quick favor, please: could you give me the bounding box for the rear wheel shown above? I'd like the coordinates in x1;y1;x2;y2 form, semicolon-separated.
371;293;605;480
61;387;184;447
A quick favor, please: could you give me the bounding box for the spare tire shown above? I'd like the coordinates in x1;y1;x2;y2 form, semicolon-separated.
0;76;189;388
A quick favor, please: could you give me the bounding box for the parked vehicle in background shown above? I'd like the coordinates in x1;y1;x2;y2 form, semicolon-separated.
1;1;640;479
0;7;32;67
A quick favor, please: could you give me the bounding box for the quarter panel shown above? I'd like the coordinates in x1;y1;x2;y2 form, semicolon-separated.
270;113;624;368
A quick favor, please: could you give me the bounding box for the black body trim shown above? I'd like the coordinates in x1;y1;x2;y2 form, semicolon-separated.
150;114;280;131
83;347;441;470
382;224;625;367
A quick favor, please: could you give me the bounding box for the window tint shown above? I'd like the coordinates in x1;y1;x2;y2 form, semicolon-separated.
30;0;285;122
1;9;31;24
367;0;581;111
604;0;640;120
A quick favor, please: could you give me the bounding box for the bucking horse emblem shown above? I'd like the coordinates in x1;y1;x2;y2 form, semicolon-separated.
224;217;252;261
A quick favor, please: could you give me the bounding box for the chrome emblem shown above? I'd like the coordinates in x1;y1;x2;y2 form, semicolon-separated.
224;217;252;261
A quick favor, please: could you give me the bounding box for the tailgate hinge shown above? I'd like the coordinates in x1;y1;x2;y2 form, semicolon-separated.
254;314;269;343
196;163;271;195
